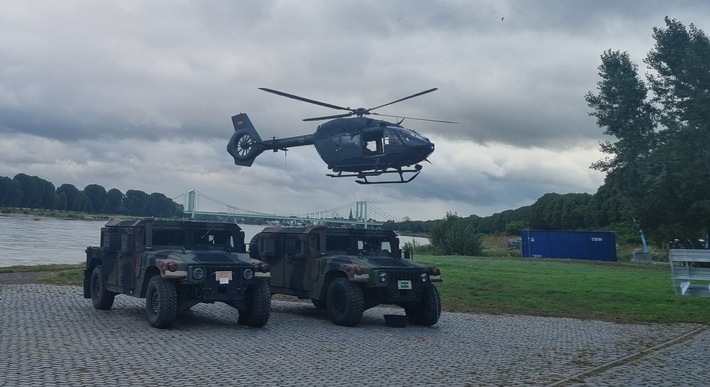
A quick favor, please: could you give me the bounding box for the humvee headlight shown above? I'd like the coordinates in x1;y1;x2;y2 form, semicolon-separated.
243;268;254;280
420;272;428;282
193;267;205;281
258;262;270;273
354;266;364;275
167;261;178;272
430;267;440;276
378;272;388;283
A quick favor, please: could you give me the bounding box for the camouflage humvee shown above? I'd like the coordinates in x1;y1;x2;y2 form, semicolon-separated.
249;226;442;327
84;218;271;328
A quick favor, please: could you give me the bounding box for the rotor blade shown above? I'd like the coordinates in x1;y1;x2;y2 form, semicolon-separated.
303;112;354;121
368;88;439;111
259;88;350;111
370;112;457;124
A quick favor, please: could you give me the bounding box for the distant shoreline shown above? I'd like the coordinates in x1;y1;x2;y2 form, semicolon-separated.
0;210;111;221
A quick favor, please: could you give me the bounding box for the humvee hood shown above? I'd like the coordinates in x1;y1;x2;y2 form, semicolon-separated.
153;250;251;265
328;255;423;269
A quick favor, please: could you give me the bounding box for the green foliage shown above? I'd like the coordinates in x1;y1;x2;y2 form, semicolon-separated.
504;220;529;236
587;18;710;242
0;173;183;218
429;212;483;255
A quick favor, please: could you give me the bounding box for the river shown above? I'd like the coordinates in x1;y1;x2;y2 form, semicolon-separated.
0;215;428;267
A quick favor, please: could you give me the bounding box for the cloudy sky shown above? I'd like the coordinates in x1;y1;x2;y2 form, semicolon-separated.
1;1;709;221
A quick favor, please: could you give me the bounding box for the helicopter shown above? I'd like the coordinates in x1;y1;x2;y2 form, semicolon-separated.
226;87;455;184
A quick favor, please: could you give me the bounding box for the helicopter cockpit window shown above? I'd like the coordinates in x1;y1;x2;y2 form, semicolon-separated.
400;129;428;145
383;128;403;146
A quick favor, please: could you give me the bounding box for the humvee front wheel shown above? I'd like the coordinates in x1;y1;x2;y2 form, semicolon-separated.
237;280;271;327
326;277;364;327
145;276;177;329
311;298;327;310
90;265;115;310
405;286;441;326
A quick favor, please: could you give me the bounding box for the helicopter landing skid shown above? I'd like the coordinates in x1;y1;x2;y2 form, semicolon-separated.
327;167;422;185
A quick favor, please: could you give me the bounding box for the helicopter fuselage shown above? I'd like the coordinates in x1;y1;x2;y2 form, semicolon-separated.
311;117;435;172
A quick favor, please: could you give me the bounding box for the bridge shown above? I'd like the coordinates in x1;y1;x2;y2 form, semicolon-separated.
172;190;398;228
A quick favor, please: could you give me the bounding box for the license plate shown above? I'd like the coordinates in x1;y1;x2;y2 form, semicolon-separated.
397;280;412;290
215;271;233;284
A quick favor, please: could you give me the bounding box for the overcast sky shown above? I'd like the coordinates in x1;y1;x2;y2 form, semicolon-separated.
1;1;709;221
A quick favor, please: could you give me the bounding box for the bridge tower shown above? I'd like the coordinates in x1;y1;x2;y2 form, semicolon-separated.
355;201;368;229
187;190;198;219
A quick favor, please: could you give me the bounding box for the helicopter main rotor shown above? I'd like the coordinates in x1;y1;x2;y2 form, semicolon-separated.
258;87;456;124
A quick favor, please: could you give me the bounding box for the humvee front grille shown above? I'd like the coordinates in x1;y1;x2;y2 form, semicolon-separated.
389;271;422;282
195;253;236;263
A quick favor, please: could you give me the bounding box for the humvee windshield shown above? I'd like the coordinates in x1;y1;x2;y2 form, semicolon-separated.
325;234;393;256
151;228;234;249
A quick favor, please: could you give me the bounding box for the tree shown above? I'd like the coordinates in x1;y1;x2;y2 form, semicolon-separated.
585;50;656;173
56;184;81;212
103;188;124;214
429;212;482;255
124;190;150;216
13;174;42;209
0;176;22;207
587;18;710;241
83;184;107;213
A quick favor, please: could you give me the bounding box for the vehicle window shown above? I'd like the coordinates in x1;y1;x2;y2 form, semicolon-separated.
285;238;301;256
336;133;361;148
383;128;402;146
153;229;185;246
194;230;232;247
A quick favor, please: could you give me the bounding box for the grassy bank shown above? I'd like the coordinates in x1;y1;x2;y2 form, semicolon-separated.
3;256;707;324
417;255;709;324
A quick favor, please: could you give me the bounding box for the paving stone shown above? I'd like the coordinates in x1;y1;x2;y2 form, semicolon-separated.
0;284;706;386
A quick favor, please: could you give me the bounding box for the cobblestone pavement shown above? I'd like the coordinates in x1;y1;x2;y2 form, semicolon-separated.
0;284;707;386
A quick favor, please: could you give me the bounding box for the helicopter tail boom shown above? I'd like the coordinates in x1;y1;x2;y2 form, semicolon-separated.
227;113;269;167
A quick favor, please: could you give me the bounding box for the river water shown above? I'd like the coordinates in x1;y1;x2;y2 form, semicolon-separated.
0;215;428;268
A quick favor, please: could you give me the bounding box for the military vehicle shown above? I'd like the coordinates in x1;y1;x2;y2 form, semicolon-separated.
83;218;271;329
249;226;442;327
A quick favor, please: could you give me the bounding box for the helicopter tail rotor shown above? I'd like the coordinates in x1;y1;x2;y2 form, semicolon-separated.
227;113;269;167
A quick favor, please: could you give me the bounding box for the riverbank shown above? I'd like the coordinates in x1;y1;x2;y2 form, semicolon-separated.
1;209;114;221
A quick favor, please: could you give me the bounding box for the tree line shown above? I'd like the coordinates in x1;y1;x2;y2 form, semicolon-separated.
388;18;710;253
0;173;184;218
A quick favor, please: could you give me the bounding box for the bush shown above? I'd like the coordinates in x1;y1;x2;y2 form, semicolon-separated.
429;212;483;255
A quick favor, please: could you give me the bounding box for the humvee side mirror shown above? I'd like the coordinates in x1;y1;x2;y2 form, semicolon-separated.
403;249;412;260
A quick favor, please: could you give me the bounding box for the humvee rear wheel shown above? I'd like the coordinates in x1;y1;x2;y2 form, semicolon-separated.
237;280;271;327
405;286;441;326
146;276;178;329
90;265;115;310
326;277;364;327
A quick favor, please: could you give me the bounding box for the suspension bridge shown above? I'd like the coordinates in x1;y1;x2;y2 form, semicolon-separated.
172;190;399;228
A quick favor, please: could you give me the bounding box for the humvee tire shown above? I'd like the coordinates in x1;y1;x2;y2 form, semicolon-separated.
237;281;271;327
90;266;115;310
326;277;364;327
311;298;327;310
146;276;178;329
405;286;441;326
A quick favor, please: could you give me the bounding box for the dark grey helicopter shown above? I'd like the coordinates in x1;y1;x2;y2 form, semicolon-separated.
227;88;454;184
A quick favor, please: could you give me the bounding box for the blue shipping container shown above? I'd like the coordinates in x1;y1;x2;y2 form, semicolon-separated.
520;230;617;262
